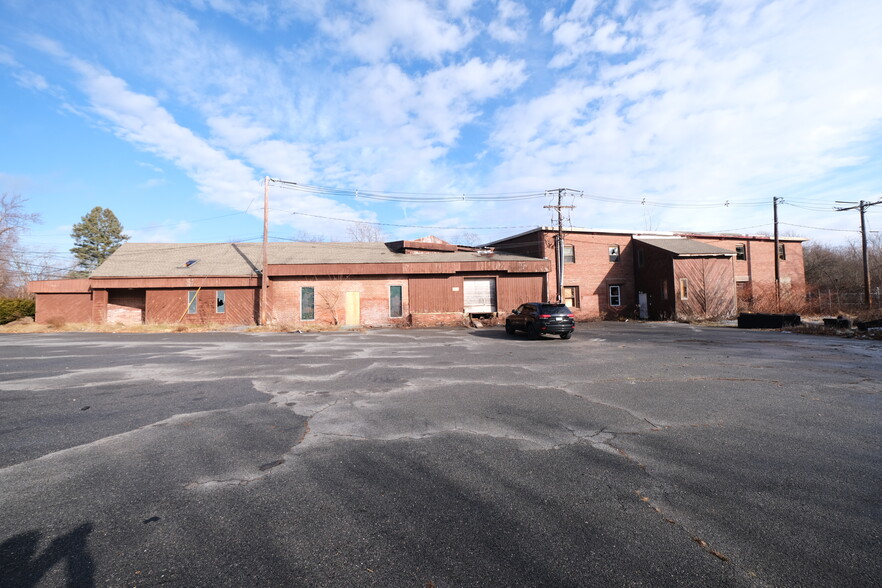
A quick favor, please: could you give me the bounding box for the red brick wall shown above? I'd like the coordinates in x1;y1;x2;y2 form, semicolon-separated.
269;277;410;328
673;257;737;319
92;289;108;323
497;274;546;313
553;233;637;319
107;290;145;325
492;232;546;258
693;236;806;293
634;244;676;319
496;230;639;319
410;312;466;327
35;293;93;324
145;288;257;324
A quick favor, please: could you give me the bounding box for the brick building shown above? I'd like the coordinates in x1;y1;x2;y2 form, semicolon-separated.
489;228;806;320
29;238;549;327
29;228;806;326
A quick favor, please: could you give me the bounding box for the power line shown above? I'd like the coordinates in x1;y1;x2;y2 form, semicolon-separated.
779;222;861;233
287;210;534;231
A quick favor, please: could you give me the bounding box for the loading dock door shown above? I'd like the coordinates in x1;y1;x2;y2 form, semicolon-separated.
463;278;497;313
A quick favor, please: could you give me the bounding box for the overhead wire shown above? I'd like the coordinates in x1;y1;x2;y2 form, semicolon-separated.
286;210;534;231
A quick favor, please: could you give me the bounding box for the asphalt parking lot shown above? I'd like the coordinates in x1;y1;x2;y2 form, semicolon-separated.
1;322;880;587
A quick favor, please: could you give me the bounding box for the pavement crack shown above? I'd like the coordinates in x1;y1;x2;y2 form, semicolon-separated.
634;490;734;566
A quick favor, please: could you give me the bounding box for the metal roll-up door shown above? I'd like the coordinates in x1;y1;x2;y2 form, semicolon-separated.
463;278;497;313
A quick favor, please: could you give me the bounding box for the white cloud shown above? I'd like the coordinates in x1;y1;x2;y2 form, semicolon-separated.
5;0;881;247
487;0;529;43
319;0;476;62
489;0;882;237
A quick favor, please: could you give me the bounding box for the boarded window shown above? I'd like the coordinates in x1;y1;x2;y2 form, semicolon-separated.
216;291;226;314
563;286;579;309
187;291;197;314
389;285;403;318
609;245;620;262
609;285;621;307
778;243;786;260
563;245;575;263
735;244;746;261
301;287;315;321
680;278;689;300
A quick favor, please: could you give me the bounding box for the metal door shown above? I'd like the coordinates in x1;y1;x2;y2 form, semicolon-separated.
463;278;497;313
638;292;649;319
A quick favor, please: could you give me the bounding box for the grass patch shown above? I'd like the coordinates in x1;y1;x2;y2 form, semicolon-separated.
0;321;349;334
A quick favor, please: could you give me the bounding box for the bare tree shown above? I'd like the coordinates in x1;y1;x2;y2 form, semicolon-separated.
289;230;327;242
1;194;41;297
451;231;481;246
317;276;348;325
346;222;384;242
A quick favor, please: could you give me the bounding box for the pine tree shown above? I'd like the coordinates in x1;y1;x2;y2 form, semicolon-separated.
70;207;129;276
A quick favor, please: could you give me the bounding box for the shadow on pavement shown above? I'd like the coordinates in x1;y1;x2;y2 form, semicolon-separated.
0;523;95;588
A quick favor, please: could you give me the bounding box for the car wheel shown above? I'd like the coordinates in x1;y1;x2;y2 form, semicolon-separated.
505;321;515;335
560;332;572;340
528;323;540;340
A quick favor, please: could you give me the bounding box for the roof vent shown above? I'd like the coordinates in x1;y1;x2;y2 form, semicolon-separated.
183;259;198;267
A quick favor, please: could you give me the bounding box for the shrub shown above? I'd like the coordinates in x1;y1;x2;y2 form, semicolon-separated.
0;298;36;325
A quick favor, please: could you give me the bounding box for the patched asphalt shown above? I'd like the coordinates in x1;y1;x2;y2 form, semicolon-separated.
0;323;880;586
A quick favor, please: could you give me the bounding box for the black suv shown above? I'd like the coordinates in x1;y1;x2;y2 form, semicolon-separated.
505;303;575;339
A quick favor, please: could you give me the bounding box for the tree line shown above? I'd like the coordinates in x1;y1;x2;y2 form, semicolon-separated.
1;195;127;298
803;234;882;298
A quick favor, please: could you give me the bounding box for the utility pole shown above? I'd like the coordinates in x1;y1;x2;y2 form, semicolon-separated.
773;196;783;311
836;199;881;307
261;176;269;325
544;189;575;303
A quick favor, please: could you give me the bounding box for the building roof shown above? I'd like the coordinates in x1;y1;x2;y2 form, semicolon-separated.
485;226;807;245
634;237;736;257
90;241;545;278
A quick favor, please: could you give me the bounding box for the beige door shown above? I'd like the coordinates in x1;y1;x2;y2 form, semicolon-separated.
344;291;360;326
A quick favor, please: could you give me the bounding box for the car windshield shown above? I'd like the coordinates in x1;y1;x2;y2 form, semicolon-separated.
540;304;571;315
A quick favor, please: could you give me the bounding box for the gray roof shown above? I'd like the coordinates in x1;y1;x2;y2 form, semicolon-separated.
635;238;735;257
91;242;543;278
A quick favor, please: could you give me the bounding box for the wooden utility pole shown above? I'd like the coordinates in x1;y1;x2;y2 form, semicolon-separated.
836;200;881;307
544;189;575;304
260;176;269;325
773;196;783;311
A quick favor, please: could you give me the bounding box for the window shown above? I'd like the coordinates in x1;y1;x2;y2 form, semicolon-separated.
301;287;315;320
778;243;786;260
216;291;226;314
735;244;746;261
563;244;575;263
609;245;620;262
563;286;579;309
389;285;403;318
187;291;197;314
609;285;621;307
679;278;689;300
637;248;645;268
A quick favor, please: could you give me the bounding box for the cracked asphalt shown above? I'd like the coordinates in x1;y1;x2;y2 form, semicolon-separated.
0;322;880;587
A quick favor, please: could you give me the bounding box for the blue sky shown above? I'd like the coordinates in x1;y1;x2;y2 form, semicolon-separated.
2;0;881;272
